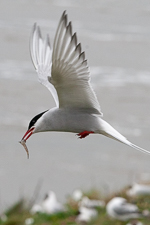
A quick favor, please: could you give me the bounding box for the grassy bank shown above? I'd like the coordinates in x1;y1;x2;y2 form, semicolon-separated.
0;187;150;225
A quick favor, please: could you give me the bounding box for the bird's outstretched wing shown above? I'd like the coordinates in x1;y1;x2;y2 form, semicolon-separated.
50;11;102;115
30;23;59;106
30;11;102;115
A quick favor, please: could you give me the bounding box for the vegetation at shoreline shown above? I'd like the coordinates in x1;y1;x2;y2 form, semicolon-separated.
0;187;150;225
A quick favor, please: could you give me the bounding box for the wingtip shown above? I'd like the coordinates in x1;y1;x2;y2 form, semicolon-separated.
33;22;36;29
46;34;51;48
72;32;77;46
31;23;37;38
30;23;38;70
79;52;85;61
61;10;67;24
130;143;150;155
67;21;72;36
62;10;67;17
37;25;42;39
75;43;82;54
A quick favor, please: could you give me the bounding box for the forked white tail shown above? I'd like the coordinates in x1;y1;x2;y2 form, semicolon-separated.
100;119;150;155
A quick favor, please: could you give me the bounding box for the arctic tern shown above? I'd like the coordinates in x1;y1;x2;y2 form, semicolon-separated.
20;11;149;158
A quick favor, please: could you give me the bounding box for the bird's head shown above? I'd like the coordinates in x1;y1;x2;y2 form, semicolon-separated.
19;110;48;158
21;110;48;142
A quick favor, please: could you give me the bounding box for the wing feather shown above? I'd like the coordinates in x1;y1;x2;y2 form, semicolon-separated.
51;11;102;114
63;33;78;62
30;23;59;106
30;11;102;114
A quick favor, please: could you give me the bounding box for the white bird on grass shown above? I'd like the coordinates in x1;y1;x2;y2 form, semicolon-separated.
30;191;64;215
127;183;150;197
72;189;83;202
76;206;98;223
20;11;150;158
106;197;143;221
41;191;64;214
79;196;105;208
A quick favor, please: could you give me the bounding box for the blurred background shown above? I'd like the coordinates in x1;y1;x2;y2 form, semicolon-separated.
0;0;150;212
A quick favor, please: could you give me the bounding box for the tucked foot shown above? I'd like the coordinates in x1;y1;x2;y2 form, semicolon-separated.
77;131;94;139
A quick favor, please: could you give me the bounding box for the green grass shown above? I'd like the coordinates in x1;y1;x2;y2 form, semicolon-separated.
0;187;150;225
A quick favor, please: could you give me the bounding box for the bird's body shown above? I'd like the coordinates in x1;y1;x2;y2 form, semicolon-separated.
127;183;150;197
34;107;108;134
30;107;137;146
30;191;64;214
20;11;150;156
34;107;99;133
76;205;98;223
42;191;64;214
106;197;143;221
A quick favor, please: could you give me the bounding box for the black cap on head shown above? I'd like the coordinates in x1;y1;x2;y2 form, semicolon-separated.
28;110;48;130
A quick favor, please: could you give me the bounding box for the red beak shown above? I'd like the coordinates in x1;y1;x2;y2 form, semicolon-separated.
22;127;35;141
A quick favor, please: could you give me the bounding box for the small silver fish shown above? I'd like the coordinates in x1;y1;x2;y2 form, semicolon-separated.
19;139;29;159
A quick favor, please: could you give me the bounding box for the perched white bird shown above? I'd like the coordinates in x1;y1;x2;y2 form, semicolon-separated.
20;11;150;157
72;189;83;202
79;196;105;208
41;191;64;214
106;197;142;221
127;183;150;197
25;218;34;225
30;191;64;214
76;206;98;223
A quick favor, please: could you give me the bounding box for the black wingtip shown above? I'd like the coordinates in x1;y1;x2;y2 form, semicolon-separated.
37;26;42;39
79;52;85;61
46;34;51;48
72;32;77;46
67;21;72;36
75;43;82;54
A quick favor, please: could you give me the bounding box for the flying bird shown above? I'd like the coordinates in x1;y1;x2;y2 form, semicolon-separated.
20;11;149;157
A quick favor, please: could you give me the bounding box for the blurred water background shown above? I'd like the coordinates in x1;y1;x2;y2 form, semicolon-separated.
0;0;150;212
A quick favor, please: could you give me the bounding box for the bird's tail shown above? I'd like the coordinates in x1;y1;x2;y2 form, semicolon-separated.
128;142;150;155
99;119;150;155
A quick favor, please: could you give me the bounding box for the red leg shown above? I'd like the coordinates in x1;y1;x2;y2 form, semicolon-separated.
77;131;94;139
